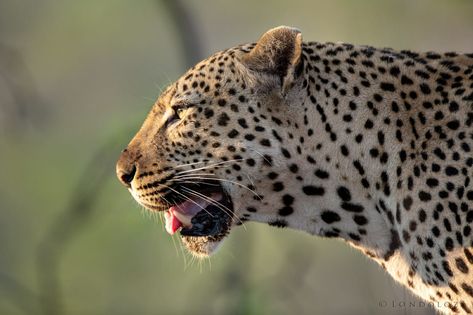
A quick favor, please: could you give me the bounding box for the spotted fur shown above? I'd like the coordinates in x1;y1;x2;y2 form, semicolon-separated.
116;26;473;314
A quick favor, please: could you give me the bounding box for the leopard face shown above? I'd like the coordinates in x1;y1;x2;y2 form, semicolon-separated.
116;27;305;256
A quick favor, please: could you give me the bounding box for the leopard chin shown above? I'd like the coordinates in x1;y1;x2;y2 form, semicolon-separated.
181;235;225;257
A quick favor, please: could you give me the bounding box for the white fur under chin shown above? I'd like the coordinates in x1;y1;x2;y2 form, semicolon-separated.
182;238;224;259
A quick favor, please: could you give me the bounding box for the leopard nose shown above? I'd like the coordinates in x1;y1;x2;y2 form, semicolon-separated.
116;149;137;188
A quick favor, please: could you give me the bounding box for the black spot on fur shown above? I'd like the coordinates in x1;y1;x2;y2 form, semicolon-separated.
341;202;364;213
321;211;341;224
337;186;351;201
302;186;325;196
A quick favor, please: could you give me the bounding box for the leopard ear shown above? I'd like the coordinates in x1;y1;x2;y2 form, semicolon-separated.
243;26;303;95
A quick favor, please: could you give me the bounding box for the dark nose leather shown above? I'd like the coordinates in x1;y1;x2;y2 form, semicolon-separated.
116;148;137;188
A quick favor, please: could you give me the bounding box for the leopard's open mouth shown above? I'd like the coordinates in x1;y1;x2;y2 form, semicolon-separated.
165;186;233;239
139;181;234;241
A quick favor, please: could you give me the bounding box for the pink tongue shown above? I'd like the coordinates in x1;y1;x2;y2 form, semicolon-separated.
164;211;182;235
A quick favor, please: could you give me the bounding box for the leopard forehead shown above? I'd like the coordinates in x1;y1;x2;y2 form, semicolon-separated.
159;44;255;110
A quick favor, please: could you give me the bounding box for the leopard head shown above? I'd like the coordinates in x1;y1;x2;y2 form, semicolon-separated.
116;26;306;256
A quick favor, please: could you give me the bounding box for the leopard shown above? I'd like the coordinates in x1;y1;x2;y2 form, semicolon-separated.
116;26;473;314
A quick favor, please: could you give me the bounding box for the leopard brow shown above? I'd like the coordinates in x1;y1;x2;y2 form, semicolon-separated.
171;94;201;108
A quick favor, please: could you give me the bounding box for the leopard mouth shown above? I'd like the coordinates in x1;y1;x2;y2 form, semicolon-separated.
164;188;233;238
138;181;234;244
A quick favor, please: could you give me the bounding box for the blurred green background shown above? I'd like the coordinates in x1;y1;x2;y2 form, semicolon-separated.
1;1;472;314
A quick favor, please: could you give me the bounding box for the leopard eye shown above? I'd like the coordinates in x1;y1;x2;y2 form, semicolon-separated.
176;107;185;119
165;105;189;128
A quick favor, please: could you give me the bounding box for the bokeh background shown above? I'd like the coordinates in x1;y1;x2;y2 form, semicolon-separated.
1;1;473;314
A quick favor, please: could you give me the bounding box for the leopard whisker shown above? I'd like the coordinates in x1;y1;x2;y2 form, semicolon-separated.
172;160;212;169
172;180;221;187
171;176;262;200
180;185;234;219
175;159;246;175
180;186;240;225
173;173;220;180
159;183;214;217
